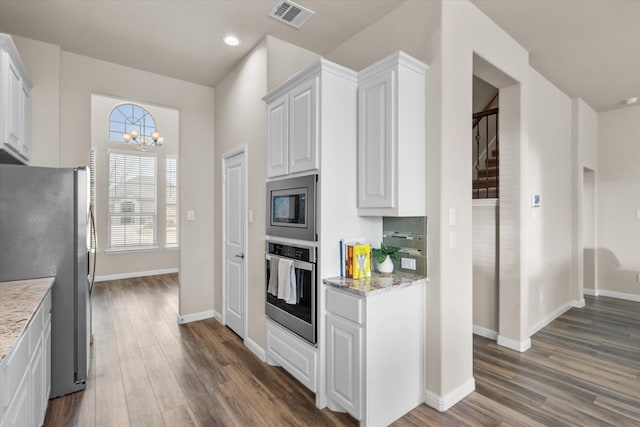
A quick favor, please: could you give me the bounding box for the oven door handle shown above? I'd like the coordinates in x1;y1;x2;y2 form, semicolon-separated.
265;253;315;272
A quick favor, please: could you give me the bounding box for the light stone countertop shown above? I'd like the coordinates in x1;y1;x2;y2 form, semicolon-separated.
323;271;428;296
0;277;54;365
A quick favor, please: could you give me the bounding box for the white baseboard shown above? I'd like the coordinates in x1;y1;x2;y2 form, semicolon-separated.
583;288;597;296
424;377;475;412
245;337;266;362
95;268;178;282
587;289;640;303
528;302;574;336
572;298;586;308
177;310;214;324
473;325;498;340
213;310;223;323
497;335;531;352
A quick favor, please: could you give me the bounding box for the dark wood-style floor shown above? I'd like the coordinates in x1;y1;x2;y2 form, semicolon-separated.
44;275;640;426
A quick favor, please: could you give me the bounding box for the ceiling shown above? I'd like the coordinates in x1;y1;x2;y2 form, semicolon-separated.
472;0;640;112
0;0;404;87
0;0;637;112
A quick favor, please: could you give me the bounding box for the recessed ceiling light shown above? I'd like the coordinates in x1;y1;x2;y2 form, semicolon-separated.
224;35;240;47
624;97;639;105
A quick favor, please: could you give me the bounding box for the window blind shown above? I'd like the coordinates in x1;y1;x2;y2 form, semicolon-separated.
89;148;97;252
108;151;157;250
165;156;178;247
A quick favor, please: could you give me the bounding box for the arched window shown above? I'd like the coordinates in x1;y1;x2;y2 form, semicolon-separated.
109;103;157;143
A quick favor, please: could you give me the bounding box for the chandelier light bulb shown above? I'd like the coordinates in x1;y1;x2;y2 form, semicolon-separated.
151;131;160;142
157;136;164;146
122;133;132;143
129;129;139;140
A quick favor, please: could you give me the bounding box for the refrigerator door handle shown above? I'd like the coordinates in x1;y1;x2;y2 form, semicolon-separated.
89;206;97;295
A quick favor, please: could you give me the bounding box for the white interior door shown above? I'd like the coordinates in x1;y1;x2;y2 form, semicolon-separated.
224;152;246;338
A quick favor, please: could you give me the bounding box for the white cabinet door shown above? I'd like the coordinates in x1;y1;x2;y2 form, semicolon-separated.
326;314;363;420
4;370;30;427
2;51;22;154
30;337;44;427
266;94;289;178
358;69;394;209
44;314;51;401
289;77;318;174
20;84;30;161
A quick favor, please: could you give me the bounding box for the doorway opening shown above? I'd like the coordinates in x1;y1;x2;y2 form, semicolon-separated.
582;168;596;294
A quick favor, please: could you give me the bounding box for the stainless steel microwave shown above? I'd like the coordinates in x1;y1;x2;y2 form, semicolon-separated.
266;174;317;241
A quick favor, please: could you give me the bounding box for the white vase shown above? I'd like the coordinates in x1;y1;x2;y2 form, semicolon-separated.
377;255;394;275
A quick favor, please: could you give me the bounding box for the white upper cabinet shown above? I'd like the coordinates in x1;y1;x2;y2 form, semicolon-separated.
289;77;318;174
266;93;289;177
264;59;351;179
357;51;427;216
0;33;32;164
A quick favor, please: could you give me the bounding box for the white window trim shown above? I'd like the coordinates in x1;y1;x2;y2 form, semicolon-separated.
165;155;179;249
107;149;158;252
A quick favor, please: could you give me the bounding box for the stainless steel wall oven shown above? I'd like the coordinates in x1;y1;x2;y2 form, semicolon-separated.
265;241;317;345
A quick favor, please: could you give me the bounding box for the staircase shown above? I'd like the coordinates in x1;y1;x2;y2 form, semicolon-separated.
472;106;499;199
473;148;498;198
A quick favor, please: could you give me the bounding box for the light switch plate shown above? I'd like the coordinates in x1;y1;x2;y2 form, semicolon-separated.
449;208;456;226
248;209;254;223
187;210;195;221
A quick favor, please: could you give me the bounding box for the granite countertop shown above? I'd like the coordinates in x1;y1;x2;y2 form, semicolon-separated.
323;271;428;296
0;277;54;365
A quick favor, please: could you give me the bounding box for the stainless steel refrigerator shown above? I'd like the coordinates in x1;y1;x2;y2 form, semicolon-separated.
0;164;95;398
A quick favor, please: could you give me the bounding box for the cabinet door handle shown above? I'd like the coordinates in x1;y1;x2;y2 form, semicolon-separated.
235;253;245;259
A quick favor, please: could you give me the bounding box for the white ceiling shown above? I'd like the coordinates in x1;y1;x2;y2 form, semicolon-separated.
0;0;637;112
0;0;404;87
472;0;640;112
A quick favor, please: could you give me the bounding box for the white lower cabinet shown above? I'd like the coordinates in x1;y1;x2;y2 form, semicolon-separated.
326;284;425;427
1;289;51;427
4;371;30;427
266;319;317;392
326;313;363;419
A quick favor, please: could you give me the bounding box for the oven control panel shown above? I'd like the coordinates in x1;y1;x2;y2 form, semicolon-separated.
267;242;314;263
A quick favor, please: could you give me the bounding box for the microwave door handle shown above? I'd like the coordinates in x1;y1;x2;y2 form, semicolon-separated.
265;254;314;271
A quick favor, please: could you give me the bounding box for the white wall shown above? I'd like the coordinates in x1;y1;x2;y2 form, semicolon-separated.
597;105;640;297
12;36;61;167
527;67;573;332
473;76;498;113
473;203;498;334
90;94;179;278
213;36;319;349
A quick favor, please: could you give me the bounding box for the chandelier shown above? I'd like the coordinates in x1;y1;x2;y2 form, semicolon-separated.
122;128;164;151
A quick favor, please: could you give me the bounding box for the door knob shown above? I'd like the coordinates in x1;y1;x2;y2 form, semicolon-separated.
235;253;245;259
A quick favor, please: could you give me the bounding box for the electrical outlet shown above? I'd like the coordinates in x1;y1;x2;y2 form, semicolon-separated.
449;231;456;249
401;257;417;270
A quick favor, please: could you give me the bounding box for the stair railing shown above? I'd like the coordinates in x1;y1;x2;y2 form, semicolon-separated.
472;108;499;199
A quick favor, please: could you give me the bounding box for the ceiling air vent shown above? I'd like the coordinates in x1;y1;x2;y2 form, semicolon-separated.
268;0;315;29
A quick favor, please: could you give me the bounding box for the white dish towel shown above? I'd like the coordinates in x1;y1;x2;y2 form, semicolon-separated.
267;257;279;296
277;258;293;300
